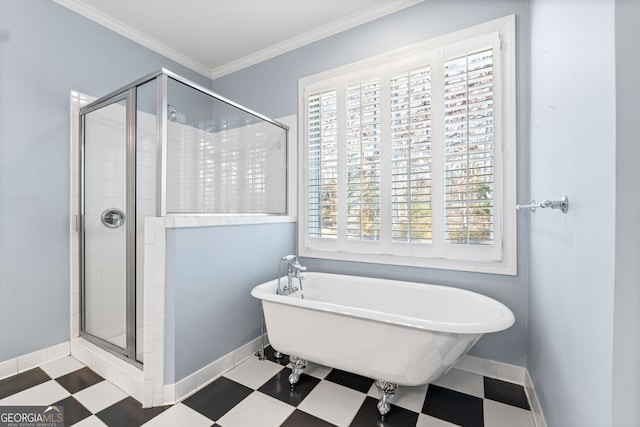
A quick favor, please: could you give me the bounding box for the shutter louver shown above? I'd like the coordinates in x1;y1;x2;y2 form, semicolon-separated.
346;80;381;240
307;90;338;238
444;48;494;245
390;66;432;243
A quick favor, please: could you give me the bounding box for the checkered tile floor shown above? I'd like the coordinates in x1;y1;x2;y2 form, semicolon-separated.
0;347;535;426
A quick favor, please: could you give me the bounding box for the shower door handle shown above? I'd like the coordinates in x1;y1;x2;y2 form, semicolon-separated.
101;208;126;229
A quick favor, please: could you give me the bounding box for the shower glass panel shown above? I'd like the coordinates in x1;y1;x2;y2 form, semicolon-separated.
82;97;129;352
78;69;287;368
166;77;287;214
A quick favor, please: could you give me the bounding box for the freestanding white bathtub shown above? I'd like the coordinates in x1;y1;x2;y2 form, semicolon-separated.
251;271;514;419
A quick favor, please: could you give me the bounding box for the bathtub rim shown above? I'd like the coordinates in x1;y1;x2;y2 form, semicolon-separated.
251;272;515;334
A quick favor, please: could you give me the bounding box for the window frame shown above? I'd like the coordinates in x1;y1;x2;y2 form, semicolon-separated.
297;15;517;275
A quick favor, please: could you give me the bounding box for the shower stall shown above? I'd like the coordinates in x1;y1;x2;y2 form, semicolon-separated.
77;70;287;373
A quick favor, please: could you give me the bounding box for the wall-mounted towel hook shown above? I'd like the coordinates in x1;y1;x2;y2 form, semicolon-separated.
516;196;568;213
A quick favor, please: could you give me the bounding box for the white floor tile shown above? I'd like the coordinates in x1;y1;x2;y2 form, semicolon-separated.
432;368;484;398
297;380;366;427
73;379;129;413
0;380;70;406
40;356;85;379
223;357;284;390
301;361;332;380
483;399;536;427
416;413;459;427
367;383;429;413
141;403;213;427
71;415;108;427
216;391;294;427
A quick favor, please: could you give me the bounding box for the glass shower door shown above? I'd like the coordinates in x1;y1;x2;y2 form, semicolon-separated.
81;94;133;357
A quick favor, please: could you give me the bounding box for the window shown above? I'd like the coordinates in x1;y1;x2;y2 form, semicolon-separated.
298;16;516;275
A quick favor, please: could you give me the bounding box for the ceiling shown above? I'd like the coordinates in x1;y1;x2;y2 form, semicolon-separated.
54;0;424;79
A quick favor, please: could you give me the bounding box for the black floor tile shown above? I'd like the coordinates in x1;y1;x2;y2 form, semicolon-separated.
263;345;290;366
259;367;321;406
53;396;92;426
55;367;104;394
350;396;419;427
325;369;374;393
423;384;484;427
484;377;530;410
281;409;338;427
96;396;169;427
183;376;252;421
0;368;50;400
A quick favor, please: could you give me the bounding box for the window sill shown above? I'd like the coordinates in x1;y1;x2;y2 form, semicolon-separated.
299;246;517;276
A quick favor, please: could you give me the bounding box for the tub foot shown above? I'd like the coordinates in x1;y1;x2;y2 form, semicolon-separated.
375;380;398;421
288;356;307;390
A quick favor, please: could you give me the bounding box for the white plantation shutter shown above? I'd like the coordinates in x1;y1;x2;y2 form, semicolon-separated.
346;80;381;240
300;18;515;274
307;90;338;238
444;47;495;245
390;65;432;243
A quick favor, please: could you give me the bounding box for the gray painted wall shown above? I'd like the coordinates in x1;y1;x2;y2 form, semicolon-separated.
528;0;622;425
165;223;296;382
0;0;210;362
213;0;531;367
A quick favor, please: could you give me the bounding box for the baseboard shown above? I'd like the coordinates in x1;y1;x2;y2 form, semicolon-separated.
165;335;266;404
0;342;70;381
525;369;547;427
70;338;146;405
455;354;527;384
455;355;546;427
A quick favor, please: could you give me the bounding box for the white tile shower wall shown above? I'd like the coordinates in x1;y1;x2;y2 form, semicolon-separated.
136;112;157;363
165;120;287;214
144;217;171;407
82;102;128;346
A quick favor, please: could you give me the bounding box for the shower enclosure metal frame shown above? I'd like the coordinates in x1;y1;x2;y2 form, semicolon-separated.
78;69;289;366
79;88;139;364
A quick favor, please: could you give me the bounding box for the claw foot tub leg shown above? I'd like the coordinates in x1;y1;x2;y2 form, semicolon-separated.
289;356;307;390
374;380;398;420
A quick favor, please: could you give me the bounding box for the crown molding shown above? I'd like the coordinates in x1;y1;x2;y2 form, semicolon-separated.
53;0;212;77
210;0;424;79
53;0;424;80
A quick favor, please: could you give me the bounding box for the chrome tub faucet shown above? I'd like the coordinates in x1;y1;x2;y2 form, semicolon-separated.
277;255;306;297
